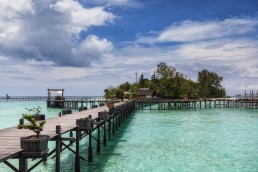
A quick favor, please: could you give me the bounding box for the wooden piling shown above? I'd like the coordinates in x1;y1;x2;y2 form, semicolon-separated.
56;125;61;172
97;123;100;153
19;155;28;172
88;130;93;162
75;127;80;172
103;120;107;146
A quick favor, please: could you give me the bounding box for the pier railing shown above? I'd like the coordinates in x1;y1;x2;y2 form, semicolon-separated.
0;97;48;102
135;98;258;110
0;101;136;172
0;96;106;102
47;99;120;110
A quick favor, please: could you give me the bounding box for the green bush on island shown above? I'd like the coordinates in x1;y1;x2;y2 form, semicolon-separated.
104;62;226;99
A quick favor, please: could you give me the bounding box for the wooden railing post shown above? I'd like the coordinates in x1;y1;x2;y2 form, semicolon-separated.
88;130;93;162
97;123;100;153
75;127;80;172
103;120;106;146
108;115;111;140
19;155;28;172
56;125;61;172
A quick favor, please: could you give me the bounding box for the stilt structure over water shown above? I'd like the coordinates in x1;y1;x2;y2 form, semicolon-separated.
135;98;258;110
46;88;116;110
0;101;135;172
1;94;258;171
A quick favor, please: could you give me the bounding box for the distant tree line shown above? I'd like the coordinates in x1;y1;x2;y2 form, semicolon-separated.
104;62;226;99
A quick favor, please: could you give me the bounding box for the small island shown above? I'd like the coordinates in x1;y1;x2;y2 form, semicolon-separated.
104;62;226;100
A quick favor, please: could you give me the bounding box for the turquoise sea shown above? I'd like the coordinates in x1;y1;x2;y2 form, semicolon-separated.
0;101;258;172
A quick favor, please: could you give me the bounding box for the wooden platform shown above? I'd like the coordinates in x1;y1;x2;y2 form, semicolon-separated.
135;98;258;110
47;100;117;110
0;104;121;163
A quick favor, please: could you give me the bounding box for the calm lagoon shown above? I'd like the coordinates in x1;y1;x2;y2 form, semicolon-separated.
0;101;258;171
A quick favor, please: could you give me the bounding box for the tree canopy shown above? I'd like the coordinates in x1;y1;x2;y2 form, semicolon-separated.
104;62;226;99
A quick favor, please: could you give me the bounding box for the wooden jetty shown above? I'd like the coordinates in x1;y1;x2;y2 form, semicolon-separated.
135;98;258;110
0;96;106;103
46;88;114;110
47;99;117;110
1;96;258;171
0;97;47;102
0;101;135;172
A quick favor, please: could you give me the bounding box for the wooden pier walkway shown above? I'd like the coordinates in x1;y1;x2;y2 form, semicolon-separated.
0;102;133;171
135;98;258;110
0;96;105;102
0;105;105;161
1;97;258;171
47;99;115;110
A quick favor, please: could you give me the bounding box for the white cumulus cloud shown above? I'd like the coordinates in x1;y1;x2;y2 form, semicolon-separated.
137;18;258;43
0;0;115;67
72;35;113;66
50;0;115;34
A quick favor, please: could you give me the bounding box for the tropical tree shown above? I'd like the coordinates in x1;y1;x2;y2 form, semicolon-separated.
103;62;226;99
139;74;145;88
115;89;124;100
156;62;176;79
197;69;225;98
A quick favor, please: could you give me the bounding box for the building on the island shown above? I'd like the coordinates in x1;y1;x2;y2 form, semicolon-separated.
136;88;156;98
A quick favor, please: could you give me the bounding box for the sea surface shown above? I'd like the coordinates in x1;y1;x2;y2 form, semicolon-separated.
0;101;258;172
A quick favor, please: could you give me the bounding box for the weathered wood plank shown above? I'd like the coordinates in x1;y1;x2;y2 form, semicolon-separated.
0;104;113;162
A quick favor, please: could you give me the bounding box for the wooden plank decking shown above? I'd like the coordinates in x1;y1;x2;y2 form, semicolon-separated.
0;104;119;163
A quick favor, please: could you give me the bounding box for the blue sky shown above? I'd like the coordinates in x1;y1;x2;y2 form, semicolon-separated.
0;0;258;96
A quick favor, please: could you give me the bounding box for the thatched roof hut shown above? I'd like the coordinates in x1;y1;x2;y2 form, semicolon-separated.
136;88;156;98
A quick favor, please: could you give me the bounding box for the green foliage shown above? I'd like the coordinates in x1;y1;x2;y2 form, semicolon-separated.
17;114;46;138
118;82;130;91
105;84;131;100
115;89;124;100
139;74;145;88
197;69;226;98
156;62;176;79
104;86;117;99
103;62;226;99
25;106;42;115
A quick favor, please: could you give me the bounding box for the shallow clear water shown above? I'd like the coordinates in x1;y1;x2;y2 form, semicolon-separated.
0;101;61;129
0;102;258;172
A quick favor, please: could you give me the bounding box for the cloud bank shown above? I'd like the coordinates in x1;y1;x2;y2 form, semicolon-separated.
0;0;115;67
137;18;258;43
0;0;257;96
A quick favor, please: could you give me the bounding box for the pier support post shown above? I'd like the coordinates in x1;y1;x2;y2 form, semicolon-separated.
19;155;28;172
119;111;122;125
108;116;111;139
116;113;118;131
70;131;73;145
112;115;115;135
122;110;124;123
103;120;106;146
75;127;80;172
56;125;61;172
88;130;93;162
116;111;121;127
97;123;100;153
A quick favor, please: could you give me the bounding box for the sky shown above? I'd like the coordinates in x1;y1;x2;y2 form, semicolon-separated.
0;0;258;96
